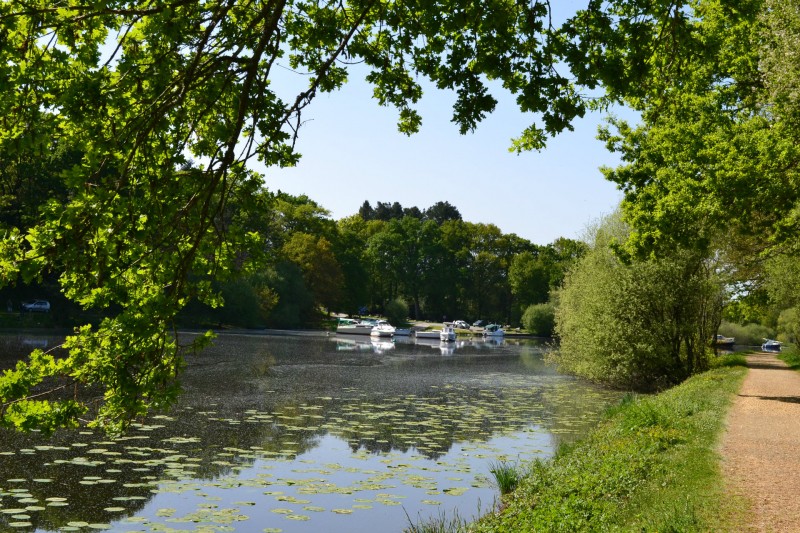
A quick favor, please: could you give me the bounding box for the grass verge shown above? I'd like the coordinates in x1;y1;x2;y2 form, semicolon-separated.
462;355;748;532
778;345;800;370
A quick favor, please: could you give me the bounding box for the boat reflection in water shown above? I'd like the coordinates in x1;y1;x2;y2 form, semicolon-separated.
335;337;395;354
336;334;507;356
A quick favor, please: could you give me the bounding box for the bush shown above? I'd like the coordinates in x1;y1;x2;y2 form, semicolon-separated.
552;213;722;390
522;303;555;337
384;297;409;326
718;320;774;346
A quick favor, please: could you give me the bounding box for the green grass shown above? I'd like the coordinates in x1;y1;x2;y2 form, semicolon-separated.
488;460;522;495
777;345;800;370
470;364;748;532
405;508;470;533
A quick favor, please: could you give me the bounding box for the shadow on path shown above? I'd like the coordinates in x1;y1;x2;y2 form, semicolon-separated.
737;394;800;405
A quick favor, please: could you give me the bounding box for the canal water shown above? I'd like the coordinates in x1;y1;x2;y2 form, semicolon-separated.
0;332;621;532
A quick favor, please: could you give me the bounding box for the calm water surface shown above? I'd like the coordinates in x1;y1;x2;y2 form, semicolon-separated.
0;332;621;532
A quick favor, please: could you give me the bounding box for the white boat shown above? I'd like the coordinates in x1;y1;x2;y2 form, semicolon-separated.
440;324;456;342
483;324;505;337
337;318;377;336
370;320;395;337
713;334;735;348
762;339;782;352
337;324;374;335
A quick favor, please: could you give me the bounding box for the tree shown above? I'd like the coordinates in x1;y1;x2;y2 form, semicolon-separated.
383;297;409;326
281;232;344;313
423;201;462;224
508;251;550;311
0;0;686;431
552;213;724;391
592;0;800;268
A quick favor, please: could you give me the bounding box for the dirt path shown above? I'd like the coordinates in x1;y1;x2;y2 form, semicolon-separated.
720;352;800;532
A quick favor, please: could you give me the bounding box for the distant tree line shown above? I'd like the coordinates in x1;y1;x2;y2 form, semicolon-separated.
182;197;585;329
0;147;583;333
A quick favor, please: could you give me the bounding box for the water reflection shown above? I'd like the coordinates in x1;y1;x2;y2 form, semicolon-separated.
0;333;621;532
336;334;512;356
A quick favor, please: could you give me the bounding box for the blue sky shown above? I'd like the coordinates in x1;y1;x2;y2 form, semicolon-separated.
258;71;634;246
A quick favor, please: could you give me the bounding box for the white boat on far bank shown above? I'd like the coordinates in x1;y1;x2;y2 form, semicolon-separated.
337;318;377;335
483;324;505;337
762;338;782;352
440;324;456;342
370;321;396;337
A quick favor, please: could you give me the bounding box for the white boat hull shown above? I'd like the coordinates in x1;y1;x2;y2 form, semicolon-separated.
337;325;374;335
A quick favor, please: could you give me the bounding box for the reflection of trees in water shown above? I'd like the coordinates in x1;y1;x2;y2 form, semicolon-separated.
0;334;621;530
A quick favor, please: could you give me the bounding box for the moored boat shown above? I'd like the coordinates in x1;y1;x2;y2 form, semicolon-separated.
713;334;735;349
482;324;505;337
370;320;396;337
761;338;782;352
337;318;377;335
440;324;456;342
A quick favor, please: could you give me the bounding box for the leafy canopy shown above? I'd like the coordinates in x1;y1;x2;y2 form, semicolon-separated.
0;0;609;432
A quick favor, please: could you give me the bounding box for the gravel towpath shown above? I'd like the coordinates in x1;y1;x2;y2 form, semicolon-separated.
720;352;800;532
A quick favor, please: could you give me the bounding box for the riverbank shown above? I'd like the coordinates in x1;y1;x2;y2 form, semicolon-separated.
417;355;748;532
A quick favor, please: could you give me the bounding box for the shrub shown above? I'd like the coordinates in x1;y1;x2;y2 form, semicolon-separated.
384;297;409;326
718;320;774;346
522;303;555;337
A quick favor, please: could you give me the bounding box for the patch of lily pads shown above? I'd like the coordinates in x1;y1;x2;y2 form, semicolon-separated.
0;357;619;532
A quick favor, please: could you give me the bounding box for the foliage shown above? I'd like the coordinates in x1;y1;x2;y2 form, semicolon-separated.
593;0;800;347
521;303;555;337
778;346;800;370
263;262;316;329
777;308;800;344
472;365;747;532
553;213;723;390
358;200;461;224
281;232;344;312
509;252;549;310
718;320;775;347
384;297;409;326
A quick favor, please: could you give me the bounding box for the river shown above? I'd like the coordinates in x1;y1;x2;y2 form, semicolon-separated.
0;332;621;532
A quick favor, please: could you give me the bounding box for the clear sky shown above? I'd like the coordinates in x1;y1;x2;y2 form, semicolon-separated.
258;73;632;246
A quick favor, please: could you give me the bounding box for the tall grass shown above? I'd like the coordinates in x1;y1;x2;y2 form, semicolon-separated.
778;345;800;369
404;508;470;533
488;460;522;495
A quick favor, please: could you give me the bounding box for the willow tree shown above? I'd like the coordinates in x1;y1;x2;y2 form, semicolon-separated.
553;213;723;391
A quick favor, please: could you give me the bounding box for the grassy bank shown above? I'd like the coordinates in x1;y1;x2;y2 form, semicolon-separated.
411;355;748;532
778;345;800;370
